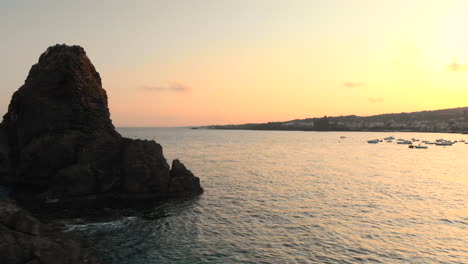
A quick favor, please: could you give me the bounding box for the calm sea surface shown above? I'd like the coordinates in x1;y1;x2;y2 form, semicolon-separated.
67;128;468;263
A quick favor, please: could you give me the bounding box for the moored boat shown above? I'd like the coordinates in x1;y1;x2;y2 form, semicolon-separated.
435;140;453;146
414;144;428;149
397;140;412;144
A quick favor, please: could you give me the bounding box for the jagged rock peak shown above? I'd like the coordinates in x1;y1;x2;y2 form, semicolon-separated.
30;44;103;90
40;44;87;60
2;44;115;147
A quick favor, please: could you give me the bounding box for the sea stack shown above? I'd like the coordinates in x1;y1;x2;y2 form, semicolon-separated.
0;44;203;204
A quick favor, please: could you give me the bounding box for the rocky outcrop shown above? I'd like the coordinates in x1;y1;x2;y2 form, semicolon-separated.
0;44;203;203
120;139;171;195
169;159;203;194
0;197;101;264
0;125;10;182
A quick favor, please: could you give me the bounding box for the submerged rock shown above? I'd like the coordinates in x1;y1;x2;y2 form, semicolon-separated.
0;44;203;204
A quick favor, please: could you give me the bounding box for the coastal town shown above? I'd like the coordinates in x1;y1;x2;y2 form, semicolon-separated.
207;107;468;134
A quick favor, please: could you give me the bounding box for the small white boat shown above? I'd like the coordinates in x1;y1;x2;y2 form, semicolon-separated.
367;139;380;144
414;145;428;149
397;140;412;144
435;141;453;146
384;136;395;140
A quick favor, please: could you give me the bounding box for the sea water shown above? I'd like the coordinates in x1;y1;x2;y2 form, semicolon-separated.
69;128;468;263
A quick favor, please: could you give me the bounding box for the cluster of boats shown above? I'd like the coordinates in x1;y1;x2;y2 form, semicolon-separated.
366;136;467;148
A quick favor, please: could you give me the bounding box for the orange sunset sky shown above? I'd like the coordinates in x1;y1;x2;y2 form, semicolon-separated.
2;0;468;126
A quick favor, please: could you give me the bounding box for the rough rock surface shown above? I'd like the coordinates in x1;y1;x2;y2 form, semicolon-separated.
0;125;10;182
170;159;203;194
0;44;203;202
0;197;101;264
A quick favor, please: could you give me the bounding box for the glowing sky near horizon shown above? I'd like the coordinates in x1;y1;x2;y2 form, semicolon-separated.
2;0;468;126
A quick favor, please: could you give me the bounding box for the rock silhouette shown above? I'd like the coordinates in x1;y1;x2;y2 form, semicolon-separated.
0;44;203;203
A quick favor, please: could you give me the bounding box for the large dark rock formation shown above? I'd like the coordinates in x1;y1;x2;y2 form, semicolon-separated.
0;197;101;264
0;125;9;183
0;44;203;203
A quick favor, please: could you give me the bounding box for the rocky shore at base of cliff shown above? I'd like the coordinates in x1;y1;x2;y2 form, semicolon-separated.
0;197;103;264
0;44;204;263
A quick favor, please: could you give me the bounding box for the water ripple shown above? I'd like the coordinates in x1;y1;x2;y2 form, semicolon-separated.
68;129;468;263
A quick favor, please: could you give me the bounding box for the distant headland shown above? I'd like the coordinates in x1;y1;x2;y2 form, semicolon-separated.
202;107;468;134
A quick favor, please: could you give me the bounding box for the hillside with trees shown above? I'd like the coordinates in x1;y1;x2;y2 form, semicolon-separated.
205;107;468;133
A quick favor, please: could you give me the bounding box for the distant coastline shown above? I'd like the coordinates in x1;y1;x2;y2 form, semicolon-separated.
199;107;468;134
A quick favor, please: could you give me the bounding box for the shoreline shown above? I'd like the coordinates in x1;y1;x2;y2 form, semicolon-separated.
199;127;468;134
